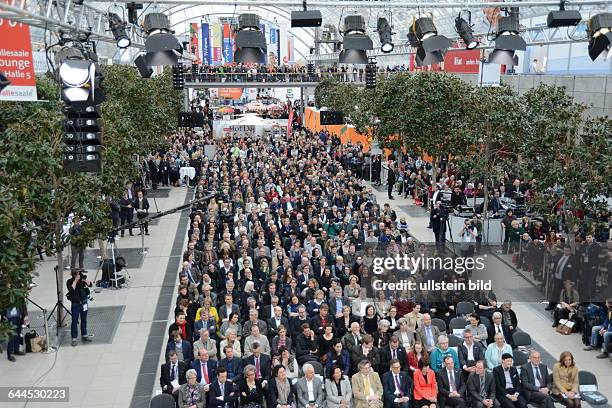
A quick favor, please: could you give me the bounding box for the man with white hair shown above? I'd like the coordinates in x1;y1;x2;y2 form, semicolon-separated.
193;328;218;360
487;311;512;345
295;363;325;408
268;305;289;337
244;325;271;357
243;308;268;336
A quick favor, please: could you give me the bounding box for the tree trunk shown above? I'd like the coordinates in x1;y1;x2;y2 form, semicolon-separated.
481;134;491;246
56;233;65;326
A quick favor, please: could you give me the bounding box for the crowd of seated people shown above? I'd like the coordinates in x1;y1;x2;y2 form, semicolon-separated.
156;125;609;408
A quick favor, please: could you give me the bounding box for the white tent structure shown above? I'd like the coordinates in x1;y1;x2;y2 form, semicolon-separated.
214;113;288;139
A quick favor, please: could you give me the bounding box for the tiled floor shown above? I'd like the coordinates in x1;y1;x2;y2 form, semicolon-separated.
0;187;188;408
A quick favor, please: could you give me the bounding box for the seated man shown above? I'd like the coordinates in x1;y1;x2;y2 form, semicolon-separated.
519;351;554;408
437;355;466;408
466;360;498;408
160;351;187;400
352;359;384;408
295;363;325;408
208;367;238;408
429;335;460;372
191;348;218;385
584;298;612;359
493;353;527;408
218;345;243;383
244;325;271;357
295;323;320;365
459;328;486;378
242;342;271;381
382;358;411;408
193;328;218;360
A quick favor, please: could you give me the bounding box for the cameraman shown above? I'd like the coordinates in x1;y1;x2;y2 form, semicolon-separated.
66;269;94;346
460;219;478;276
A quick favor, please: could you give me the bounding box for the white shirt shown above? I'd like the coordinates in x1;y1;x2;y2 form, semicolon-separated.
306;379;315;402
532;365;541;388
464;342;475;361
503;368;513;390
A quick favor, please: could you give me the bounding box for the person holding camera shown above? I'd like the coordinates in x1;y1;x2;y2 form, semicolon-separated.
66;269;94;346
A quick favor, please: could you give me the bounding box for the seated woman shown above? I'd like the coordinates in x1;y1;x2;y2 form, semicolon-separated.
372;319;391;349
552;351;581;408
361;305;380;335
325;365;353;408
178;369;207;408
271;346;300;379
325;339;351;377
407;341;428;375
267;365;295;408
239;364;265;408
219;312;242;341
552;280;580;328
465;313;488;347
413;357;438;408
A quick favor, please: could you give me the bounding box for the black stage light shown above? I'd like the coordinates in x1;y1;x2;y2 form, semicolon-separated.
108;13;131;49
377;17;394;53
234;14;267;64
455;14;479;49
291;10;322;27
587;13;612;61
487;10;526;66
407;26;420;48
0;72;10;91
414;17;451;53
339;15;373;64
415;46;445;66
126;2;143;24
143;13;182;67
547;1;581;28
134;55;153;78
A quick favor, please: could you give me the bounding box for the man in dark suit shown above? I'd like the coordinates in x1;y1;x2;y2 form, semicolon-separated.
545;246;577;310
459;329;486;378
493;353;527;408
192;348;218;385
467;360;497;408
387;162;396;200
133;190;150;235
309;304;334;336
208;367;237;408
487;312;512;345
267;305;289;338
382;358;412;408
328;286;349;318
218;345;243;382
437;356;467;408
242;343;271;381
380;336;408;373
160;351;187;399
519;351;554;408
289;306;309;338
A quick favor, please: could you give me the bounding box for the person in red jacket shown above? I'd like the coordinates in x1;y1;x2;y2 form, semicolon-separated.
413;357;438;408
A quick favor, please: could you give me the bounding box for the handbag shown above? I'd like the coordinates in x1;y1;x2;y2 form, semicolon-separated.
556;319;575;335
24;330;38;353
30;335;47;352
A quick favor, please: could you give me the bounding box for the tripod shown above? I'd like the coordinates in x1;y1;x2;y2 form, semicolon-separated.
48;265;72;336
92;235;131;289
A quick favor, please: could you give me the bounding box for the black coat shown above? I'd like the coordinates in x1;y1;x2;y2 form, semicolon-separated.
160;361;187;394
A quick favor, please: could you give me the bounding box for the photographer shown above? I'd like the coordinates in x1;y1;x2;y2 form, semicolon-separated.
460;220;478;276
66;269;94;346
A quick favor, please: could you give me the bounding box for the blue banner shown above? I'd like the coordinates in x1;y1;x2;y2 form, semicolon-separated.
201;22;211;65
270;25;277;44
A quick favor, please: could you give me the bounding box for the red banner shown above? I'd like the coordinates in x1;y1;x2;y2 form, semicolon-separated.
0;1;37;101
190;23;201;64
443;49;482;73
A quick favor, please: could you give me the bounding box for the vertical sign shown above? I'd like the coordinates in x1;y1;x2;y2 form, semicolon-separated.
190;23;201;64
0;2;37;101
287;35;295;63
279;23;288;65
222;23;233;65
276;28;281;65
212;23;222;65
201;22;211;65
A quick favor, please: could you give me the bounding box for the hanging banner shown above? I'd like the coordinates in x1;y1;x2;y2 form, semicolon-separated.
218;88;243;99
279;23;288;65
190;23;201;64
222;23;233;65
201;22;211;65
0;5;37;101
287;35;295;63
443;49;481;73
212;23;223;65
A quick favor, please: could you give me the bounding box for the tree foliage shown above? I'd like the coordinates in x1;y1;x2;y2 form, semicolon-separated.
0;66;182;341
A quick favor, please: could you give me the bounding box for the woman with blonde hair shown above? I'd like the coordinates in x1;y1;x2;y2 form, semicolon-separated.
552;351;581;408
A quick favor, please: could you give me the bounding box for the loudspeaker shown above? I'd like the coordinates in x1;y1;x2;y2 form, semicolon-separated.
291;10;323;27
547;10;582;27
178;111;193;127
135;55;153;78
192;112;204;127
320;110;344;125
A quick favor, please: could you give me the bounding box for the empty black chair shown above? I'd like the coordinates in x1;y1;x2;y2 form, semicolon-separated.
150;393;175;408
512;349;528;367
512;332;532;347
456;301;475;316
579;370;608;405
309;360;324;376
448;335;463;348
450;317;468;331
480;316;491;328
431;318;447;333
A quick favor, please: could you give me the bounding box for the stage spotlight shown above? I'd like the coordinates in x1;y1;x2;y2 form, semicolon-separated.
0;72;10;92
377;17;394;53
143;13;182;66
487;10;525;66
587;13;612;61
414;17;451;53
415;46;445;67
407;26;420;48
455;14;479;49
108;13;131;49
234;14;267;64
547;1;581;28
126;2;143;24
57;47;105;105
339;15;373;64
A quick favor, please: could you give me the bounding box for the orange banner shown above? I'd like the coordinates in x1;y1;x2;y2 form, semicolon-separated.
218;88;243;100
0;2;37;101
